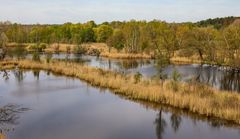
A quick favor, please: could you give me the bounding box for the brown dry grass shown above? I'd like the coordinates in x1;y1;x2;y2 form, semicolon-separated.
170;56;202;65
1;59;240;124
6;43;153;59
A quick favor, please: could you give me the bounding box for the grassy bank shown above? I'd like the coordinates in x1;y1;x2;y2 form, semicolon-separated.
7;43;227;65
6;43;153;59
1;59;240;124
0;60;240;124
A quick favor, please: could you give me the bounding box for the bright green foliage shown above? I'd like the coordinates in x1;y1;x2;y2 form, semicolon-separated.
1;18;240;67
107;29;125;51
95;25;113;42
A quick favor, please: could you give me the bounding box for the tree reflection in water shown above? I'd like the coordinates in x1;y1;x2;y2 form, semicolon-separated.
0;104;29;138
13;69;25;83
188;65;240;92
32;70;40;81
0;70;10;81
154;110;167;139
154;111;182;139
170;113;182;132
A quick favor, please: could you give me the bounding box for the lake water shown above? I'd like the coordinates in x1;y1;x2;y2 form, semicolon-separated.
0;70;239;139
5;52;240;92
46;54;240;92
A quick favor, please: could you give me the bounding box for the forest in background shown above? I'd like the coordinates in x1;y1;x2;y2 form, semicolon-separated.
0;16;240;68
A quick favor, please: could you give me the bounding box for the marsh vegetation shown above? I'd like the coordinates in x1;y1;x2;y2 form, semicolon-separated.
0;17;240;139
0;70;240;139
1;59;240;125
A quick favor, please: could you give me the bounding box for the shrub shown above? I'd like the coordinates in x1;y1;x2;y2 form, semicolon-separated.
0;47;6;60
13;46;26;59
28;43;47;52
134;72;142;84
88;48;100;57
32;52;40;61
46;52;53;63
54;44;60;53
74;45;86;55
39;43;47;50
172;69;181;82
169;69;182;92
66;46;71;54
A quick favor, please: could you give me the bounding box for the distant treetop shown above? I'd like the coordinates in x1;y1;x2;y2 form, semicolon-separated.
196;16;240;29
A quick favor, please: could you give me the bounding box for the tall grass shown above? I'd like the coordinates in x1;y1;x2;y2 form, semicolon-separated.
1;60;240;124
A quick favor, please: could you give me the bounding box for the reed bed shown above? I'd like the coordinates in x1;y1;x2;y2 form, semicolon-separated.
100;52;152;59
1;60;240;124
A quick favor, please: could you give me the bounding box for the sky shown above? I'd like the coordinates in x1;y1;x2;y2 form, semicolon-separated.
0;0;240;24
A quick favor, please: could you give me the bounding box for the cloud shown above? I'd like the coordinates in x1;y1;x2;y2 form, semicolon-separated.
0;0;239;24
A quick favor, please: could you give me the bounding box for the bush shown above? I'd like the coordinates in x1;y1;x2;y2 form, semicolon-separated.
134;72;142;83
88;48;100;57
0;47;6;60
74;45;86;55
66;46;71;54
168;69;182;92
28;44;38;50
13;46;26;59
32;52;40;61
54;44;60;53
172;69;181;82
39;43;47;50
28;43;47;52
46;52;53;63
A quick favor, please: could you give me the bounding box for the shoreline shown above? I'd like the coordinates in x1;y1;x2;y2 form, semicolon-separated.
6;43;240;71
0;59;240;124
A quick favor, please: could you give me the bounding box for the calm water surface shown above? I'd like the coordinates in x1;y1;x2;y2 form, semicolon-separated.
5;52;240;92
0;70;239;139
48;54;240;92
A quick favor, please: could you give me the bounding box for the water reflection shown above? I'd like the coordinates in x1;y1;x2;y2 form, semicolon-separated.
154;110;167;139
1;71;10;81
0;70;239;139
134;99;240;129
170;113;182;132
0;104;29;137
220;72;240;91
13;70;25;83
5;51;240;92
184;65;240;92
6;47;27;60
32;70;40;81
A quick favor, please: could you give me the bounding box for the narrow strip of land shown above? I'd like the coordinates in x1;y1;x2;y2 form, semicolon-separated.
1;60;240;124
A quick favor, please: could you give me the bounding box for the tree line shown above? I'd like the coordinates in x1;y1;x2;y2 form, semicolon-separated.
0;18;240;68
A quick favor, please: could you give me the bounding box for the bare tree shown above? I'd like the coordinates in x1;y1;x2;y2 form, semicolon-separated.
0;32;8;60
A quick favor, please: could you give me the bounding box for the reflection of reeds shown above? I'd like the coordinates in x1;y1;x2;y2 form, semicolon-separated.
127;97;240;128
1;60;240;124
7;43;153;59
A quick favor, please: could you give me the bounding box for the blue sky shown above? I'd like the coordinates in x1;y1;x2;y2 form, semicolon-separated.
0;0;240;24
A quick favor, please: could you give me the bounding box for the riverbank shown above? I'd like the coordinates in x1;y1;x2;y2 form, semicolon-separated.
0;59;240;124
6;43;153;59
6;43;240;70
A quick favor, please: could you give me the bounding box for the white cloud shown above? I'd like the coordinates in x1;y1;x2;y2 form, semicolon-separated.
0;0;239;24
